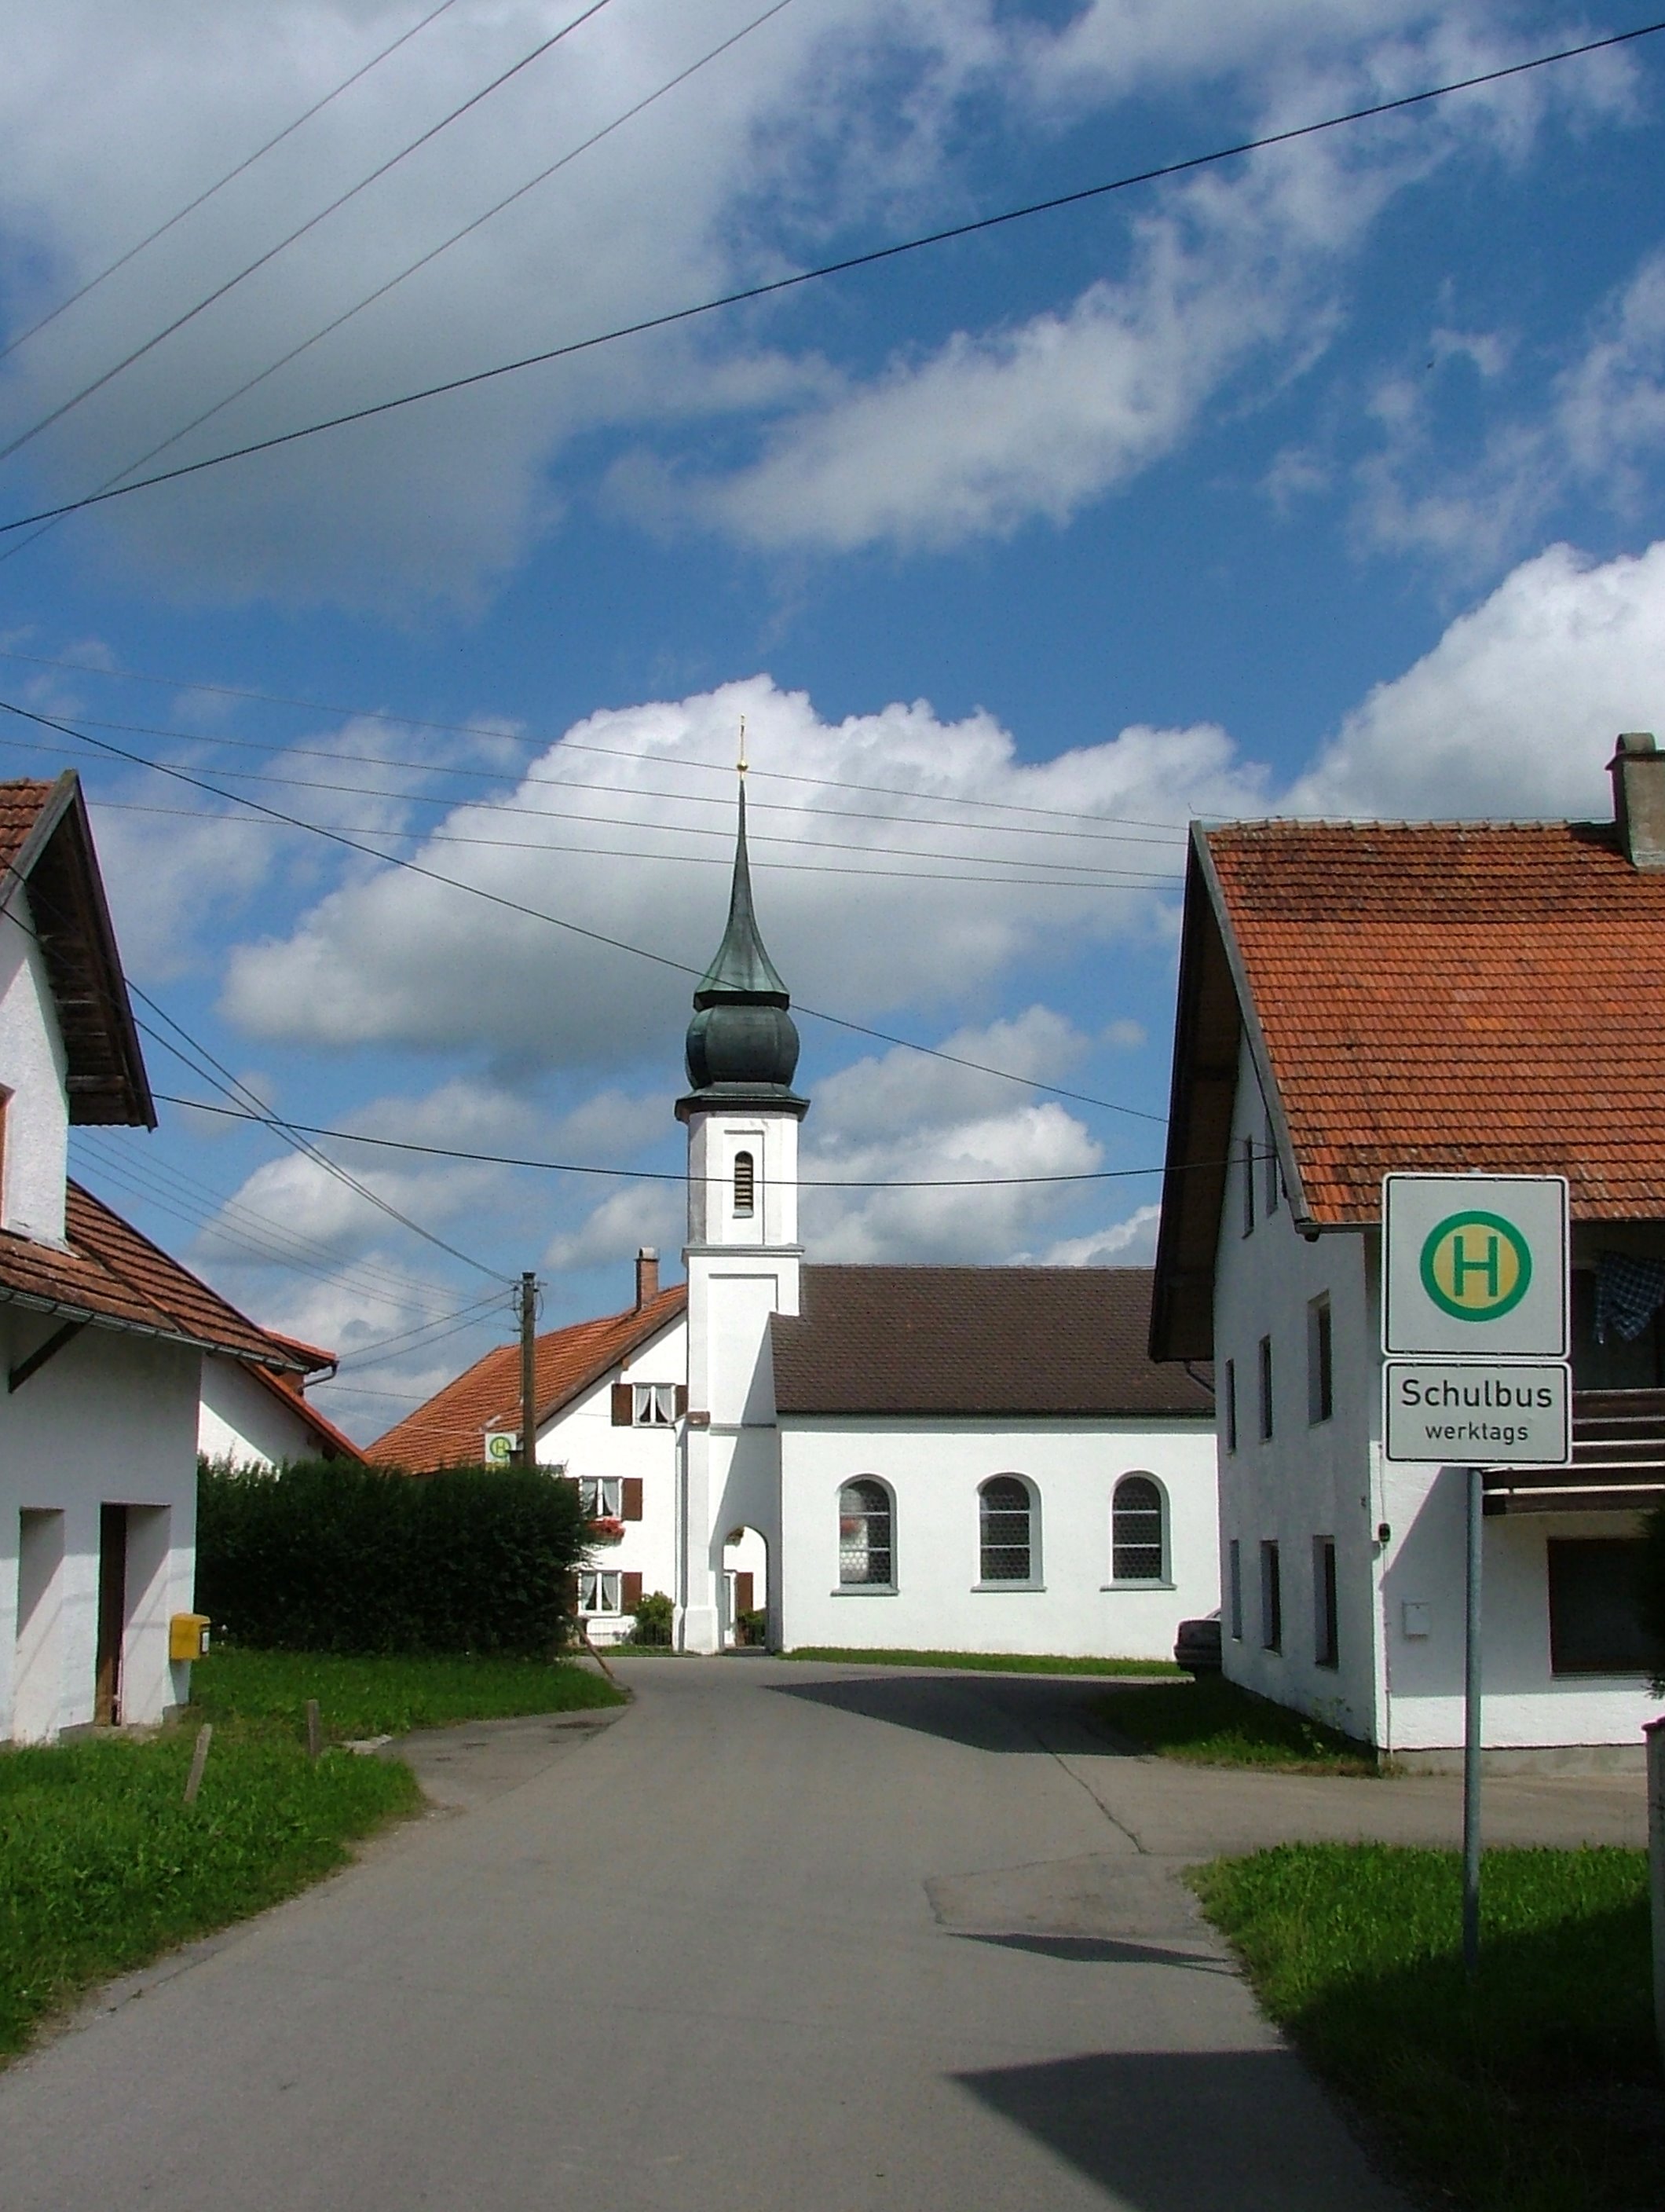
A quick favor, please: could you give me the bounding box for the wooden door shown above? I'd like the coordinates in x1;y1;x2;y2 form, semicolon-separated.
94;1503;127;1725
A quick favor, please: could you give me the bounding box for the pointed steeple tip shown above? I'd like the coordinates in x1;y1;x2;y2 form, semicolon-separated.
693;777;789;1007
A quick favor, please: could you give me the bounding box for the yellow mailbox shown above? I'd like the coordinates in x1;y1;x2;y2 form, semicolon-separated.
170;1613;211;1662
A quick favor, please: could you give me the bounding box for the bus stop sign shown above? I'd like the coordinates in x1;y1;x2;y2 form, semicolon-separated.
1382;1173;1569;1359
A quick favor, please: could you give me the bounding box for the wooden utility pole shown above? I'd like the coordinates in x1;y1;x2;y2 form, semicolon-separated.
518;1270;539;1467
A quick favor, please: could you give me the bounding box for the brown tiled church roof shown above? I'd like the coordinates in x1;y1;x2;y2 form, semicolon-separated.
0;1181;313;1369
368;1283;687;1470
770;1265;1211;1417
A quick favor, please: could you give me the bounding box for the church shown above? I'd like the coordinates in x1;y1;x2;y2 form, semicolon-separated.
371;782;1219;1659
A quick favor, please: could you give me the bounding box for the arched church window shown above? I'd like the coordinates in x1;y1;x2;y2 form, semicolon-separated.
1111;1474;1166;1583
979;1475;1034;1583
734;1149;756;1217
838;1479;893;1586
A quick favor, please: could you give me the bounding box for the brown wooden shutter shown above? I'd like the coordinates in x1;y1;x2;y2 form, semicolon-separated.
621;1572;643;1612
621;1477;643;1522
674;1383;688;1417
734;1572;754;1616
610;1382;632;1426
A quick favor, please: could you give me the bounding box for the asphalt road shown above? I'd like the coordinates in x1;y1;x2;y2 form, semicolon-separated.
2;1659;1642;2211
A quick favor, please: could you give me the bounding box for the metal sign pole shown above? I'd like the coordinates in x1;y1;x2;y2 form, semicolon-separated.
1462;1462;1484;1979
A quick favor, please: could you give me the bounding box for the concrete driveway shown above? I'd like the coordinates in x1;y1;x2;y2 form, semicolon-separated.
0;1659;1644;2211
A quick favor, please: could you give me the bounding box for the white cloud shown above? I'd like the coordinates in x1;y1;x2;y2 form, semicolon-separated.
219;673;1256;1066
1035;1201;1162;1268
1288;539;1665;820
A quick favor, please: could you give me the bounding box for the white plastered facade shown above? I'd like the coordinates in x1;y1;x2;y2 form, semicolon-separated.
198;1354;320;1471
1214;1031;1664;1755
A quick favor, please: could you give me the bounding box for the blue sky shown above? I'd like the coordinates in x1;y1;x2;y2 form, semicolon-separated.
2;0;1663;1441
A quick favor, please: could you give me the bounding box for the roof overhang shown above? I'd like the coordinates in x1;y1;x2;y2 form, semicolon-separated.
0;1281;309;1371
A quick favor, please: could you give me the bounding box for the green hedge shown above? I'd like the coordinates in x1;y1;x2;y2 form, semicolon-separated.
196;1459;587;1655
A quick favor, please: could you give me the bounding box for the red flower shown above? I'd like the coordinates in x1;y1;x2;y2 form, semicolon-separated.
587;1516;626;1544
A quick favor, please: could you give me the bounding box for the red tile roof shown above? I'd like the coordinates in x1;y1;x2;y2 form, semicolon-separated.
1151;814;1665;1361
0;1182;313;1368
1206;819;1665;1224
367;1283;687;1470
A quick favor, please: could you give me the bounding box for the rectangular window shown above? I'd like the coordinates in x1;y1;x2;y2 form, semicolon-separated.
579;1570;622;1615
1314;1536;1338;1668
1240;1136;1256;1236
1228;1538;1242;1641
1264;1115;1280;1215
632;1382;677;1426
1260;1540;1282;1652
1307;1298;1333;1425
579;1477;621;1518
1258;1335;1274;1441
1546;1539;1656;1675
1224;1360;1237;1454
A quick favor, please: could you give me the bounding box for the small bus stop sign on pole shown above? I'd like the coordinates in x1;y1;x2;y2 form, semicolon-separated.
1383;1173;1569;1360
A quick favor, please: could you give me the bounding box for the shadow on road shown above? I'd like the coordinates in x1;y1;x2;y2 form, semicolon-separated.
952;1929;1232;1975
953;2047;1398;2211
768;1668;1132;1755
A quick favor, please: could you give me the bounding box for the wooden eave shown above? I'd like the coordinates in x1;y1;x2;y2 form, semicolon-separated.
5;774;154;1128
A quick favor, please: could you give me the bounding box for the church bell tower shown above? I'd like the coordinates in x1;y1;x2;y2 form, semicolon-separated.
675;758;807;1653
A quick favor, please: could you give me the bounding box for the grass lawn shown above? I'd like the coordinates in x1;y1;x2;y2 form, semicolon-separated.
1195;1844;1660;2212
1097;1674;1379;1771
190;1647;624;1740
0;1723;417;2062
783;1646;1181;1676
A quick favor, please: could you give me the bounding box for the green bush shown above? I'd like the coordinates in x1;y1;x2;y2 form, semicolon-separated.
627;1591;675;1647
196;1459;587;1655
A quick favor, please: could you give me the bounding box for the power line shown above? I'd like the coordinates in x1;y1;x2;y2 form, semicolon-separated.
0;688;1171;1124
10;0;800;566
156;1091;1172;1188
4;18;1660;534
0;0;463;372
0;643;1194;836
332;1292;518;1370
0;0;620;468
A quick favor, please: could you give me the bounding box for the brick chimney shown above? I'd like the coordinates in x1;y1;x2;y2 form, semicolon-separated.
1609;732;1665;870
635;1247;660;1309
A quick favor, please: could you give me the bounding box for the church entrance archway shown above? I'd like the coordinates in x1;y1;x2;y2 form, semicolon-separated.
721;1525;769;1649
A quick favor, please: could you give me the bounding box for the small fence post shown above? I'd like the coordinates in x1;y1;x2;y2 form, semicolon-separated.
306;1698;322;1763
183;1722;213;1804
1648;1717;1664;2072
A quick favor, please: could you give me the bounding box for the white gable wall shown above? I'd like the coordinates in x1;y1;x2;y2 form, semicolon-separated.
0;1310;200;1740
0;886;69;1243
198;1353;318;1470
780;1415;1217;1659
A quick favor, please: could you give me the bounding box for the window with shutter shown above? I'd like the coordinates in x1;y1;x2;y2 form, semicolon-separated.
621;1477;643;1521
610;1382;632;1426
620;1572;643;1613
734;1149;756;1216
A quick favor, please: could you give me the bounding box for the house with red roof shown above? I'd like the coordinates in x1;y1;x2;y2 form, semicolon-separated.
0;774;342;1740
199;1330;363;1470
1151;735;1665;1763
375;783;1218;1657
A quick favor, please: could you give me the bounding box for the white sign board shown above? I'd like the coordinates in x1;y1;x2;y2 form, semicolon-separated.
1382;1173;1569;1359
1382;1361;1571;1467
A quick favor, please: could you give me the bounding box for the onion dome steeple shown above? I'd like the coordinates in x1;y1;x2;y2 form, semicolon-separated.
677;759;807;1117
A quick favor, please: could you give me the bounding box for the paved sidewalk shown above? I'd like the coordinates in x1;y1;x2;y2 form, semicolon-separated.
1;1659;1641;2212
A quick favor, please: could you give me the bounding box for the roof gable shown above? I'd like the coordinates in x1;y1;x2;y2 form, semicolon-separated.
1152;814;1665;1359
771;1265;1212;1418
367;1283;688;1470
0;775;153;1128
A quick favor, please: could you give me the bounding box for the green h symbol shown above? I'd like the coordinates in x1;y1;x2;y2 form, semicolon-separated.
1451;1231;1499;1300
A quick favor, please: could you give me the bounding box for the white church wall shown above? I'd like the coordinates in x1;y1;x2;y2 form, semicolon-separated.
0;884;70;1244
779;1416;1218;1659
536;1317;685;1643
198;1354;317;1470
0;1313;200;1740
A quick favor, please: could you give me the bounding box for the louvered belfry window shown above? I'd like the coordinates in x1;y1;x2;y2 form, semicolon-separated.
1111;1474;1164;1582
734;1149;756;1217
838;1479;892;1585
979;1476;1032;1582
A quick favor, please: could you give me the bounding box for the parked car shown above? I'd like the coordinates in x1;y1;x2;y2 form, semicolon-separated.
1174;1610;1222;1673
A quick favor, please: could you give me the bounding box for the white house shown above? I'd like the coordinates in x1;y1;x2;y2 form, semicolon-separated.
0;773;328;1741
379;778;1218;1657
1151;736;1665;1766
199;1335;363;1470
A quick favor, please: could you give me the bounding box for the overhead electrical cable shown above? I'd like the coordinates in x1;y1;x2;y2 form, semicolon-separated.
0;0;464;372
0;0;620;467
0;688;1169;1124
3;17;1660;533
0;645;1197;836
13;0;800;562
